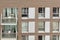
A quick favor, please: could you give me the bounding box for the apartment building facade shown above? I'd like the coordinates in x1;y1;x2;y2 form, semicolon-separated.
0;0;60;40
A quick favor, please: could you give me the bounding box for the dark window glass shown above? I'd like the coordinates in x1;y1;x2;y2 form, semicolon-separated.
22;8;28;17
53;7;59;17
53;8;56;13
53;14;59;17
38;8;45;13
11;8;13;14
22;35;28;40
5;8;7;17
38;36;42;40
2;25;17;38
38;8;42;13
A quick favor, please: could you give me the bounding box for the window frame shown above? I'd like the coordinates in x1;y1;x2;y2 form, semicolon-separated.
1;25;17;38
38;7;45;17
53;7;59;17
53;22;59;32
22;21;28;33
52;35;59;40
38;35;45;40
38;21;45;31
3;8;17;18
22;8;28;17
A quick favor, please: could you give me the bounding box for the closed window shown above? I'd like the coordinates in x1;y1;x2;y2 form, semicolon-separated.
38;7;45;17
53;7;59;17
38;35;45;40
52;35;59;40
22;35;35;40
22;35;28;40
22;8;28;17
2;25;17;38
53;22;59;31
3;8;17;18
22;22;28;33
38;21;45;31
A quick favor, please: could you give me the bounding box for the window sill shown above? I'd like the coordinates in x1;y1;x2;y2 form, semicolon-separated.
38;31;45;33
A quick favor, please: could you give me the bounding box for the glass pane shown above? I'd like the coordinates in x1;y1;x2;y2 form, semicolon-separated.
38;22;45;31
38;8;45;13
22;8;28;17
39;13;45;17
38;8;42;13
38;8;45;17
2;25;17;38
53;7;59;17
3;8;18;18
2;34;16;38
5;8;7;17
22;35;28;40
43;8;45;13
38;35;45;40
53;22;59;31
53;13;59;17
52;35;59;40
2;18;16;23
22;22;28;32
53;8;56;13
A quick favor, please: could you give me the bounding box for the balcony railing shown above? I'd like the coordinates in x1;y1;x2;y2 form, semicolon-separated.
1;14;17;25
2;33;16;38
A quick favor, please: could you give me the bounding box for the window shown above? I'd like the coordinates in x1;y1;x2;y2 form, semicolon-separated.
2;8;18;24
22;35;28;40
38;22;45;31
22;22;28;33
53;22;59;31
38;7;45;17
53;7;59;17
3;8;17;18
2;25;17;38
22;21;35;33
22;35;35;40
38;35;45;40
52;35;59;40
22;8;28;17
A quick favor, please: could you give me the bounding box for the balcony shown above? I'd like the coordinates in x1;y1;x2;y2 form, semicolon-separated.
1;13;17;25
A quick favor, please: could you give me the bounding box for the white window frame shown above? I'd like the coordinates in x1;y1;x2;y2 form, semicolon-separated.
22;22;28;33
53;7;59;19
38;21;45;33
52;35;59;40
1;25;17;40
53;22;59;32
22;35;28;40
3;8;17;18
1;8;18;25
38;7;45;18
22;8;28;19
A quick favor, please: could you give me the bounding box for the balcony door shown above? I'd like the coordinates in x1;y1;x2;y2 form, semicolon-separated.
1;25;17;40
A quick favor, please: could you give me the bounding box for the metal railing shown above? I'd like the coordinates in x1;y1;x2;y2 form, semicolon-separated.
1;14;17;24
